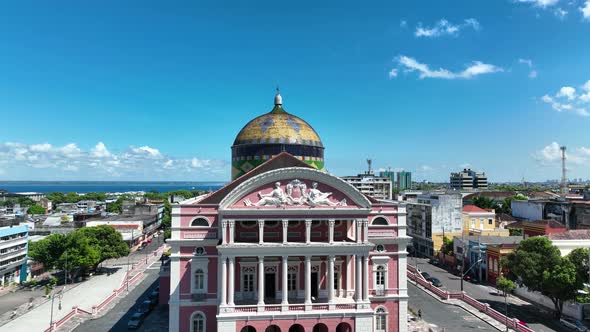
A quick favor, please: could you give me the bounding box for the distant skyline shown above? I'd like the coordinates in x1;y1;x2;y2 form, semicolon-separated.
1;1;589;182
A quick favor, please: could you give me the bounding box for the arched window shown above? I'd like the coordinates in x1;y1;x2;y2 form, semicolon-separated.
191;218;209;227
375;307;388;332
191;312;205;332
194;269;205;291
372;217;389;225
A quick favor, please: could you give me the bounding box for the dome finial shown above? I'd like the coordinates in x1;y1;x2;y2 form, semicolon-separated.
274;86;282;105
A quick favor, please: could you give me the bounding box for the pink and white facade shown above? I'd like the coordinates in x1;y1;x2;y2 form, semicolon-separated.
164;154;410;332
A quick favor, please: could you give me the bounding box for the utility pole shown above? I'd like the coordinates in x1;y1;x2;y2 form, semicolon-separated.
561;146;567;195
127;228;134;292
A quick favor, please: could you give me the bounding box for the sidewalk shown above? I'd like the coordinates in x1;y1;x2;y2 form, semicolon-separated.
411;278;515;332
1;245;166;332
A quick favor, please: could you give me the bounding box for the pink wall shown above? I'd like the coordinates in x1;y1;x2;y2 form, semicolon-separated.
235;317;355;332
159;275;170;305
179;305;217;332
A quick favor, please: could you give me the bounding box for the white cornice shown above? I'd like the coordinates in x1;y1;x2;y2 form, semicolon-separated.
218;167;372;210
218;208;371;216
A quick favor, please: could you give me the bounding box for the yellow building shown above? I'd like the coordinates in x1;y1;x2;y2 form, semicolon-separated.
462;205;509;236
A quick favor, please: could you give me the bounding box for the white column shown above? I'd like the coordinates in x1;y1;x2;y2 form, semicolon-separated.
328;219;335;244
355;219;362;243
257;255;265;306
304;255;311;305
258;220;265;245
221;220;228;245
228;220;235;244
228;256;235;306
355;255;362;302
281;255;289;305
346;255;352;298
220;256;227;306
327;255;335;303
363;219;369;243
305;220;312;244
282;219;289;244
363;255;369;301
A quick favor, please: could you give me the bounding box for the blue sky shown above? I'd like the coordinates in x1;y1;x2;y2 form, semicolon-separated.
0;0;589;182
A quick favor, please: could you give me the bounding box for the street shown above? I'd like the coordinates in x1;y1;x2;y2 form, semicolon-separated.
409;282;497;331
73;260;168;331
411;257;569;332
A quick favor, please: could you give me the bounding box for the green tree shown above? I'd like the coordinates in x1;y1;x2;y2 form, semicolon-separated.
496;276;516;332
27;205;46;214
106;196;128;213
567;248;589;286
504;237;577;318
472;196;499;210
46;192;66;205
64;192;80;203
77;226;129;268
28;234;68;270
56;231;100;277
508;228;523;236
442;236;454;256
16;197;36;207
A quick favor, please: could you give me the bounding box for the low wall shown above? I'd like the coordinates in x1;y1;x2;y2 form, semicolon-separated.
514;286;583;320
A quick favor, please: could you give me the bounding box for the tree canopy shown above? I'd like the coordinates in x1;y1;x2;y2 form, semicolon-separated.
504;236;579;318
28;225;128;278
27;205;46;214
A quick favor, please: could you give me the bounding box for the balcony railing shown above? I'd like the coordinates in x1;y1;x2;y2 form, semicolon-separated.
229;302;359;313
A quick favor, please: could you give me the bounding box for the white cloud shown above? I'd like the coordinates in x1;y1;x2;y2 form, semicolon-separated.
581;1;590;19
414;18;480;38
529;70;538;79
388;69;398;79
534;142;587;166
420;165;434;171
91;142;111;158
541;80;590;117
557;86;576;100
130;146;162;158
516;0;559;8
400;20;407;28
395;55;502;80
59;143;81;158
518;58;538;79
30;143;52;152
554;7;568;19
0;141;227;180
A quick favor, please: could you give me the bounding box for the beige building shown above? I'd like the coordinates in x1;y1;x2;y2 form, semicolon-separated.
462;205;509;236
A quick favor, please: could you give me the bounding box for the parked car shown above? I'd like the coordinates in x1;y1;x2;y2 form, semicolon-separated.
429;258;440;266
517;320;528;327
429;277;443;287
148;290;159;305
560;317;588;331
127;312;144;329
147;238;153;243
137;299;154;314
420;272;431;280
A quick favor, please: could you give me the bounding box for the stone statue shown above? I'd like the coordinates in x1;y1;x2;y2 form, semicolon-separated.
306;182;346;207
244;182;287;206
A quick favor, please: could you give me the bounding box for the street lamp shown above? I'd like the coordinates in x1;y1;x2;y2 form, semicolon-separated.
49;288;63;331
461;258;483;291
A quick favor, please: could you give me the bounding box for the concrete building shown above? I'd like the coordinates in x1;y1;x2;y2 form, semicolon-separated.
407;193;462;257
453;235;522;282
486;243;519;284
547;230;590;256
449;168;488;190
164;92;410;332
0;223;29;285
342;163;393;200
511;199;590;229
397;171;412;190
462;205;509;236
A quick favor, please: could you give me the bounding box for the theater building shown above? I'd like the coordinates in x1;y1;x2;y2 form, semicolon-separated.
165;91;409;332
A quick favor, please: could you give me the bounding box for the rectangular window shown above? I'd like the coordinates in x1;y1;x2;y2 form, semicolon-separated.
288;272;297;291
488;219;493;225
334;272;339;290
471;218;475;228
243;273;254;292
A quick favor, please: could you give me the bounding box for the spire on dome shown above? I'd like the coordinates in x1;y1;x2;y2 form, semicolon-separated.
274;86;283;105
